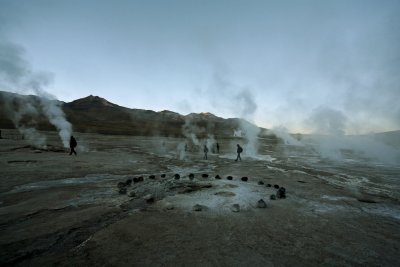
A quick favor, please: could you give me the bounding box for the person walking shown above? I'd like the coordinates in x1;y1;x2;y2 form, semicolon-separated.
235;144;243;161
203;145;208;160
69;135;77;156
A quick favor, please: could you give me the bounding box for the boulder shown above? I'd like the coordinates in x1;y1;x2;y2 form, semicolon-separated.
258;181;264;185
241;177;248;182
128;191;136;197
266;184;272;187
277;187;286;199
230;204;240;212
138;176;144;182
174;174;180;180
189;173;195;180
273;184;280;189
227;176;233;180
257;199;267;208
270;194;276;200
133;177;139;183
149;175;156;179
117;182;126;188
193;204;205;211
126;179;132;186
143;194;155;203
215;175;221;179
119;187;127;194
161;174;166;178
202;174;209;178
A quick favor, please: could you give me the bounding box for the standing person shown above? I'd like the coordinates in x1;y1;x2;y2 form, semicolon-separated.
216;142;220;153
203;145;208;160
69;135;77;156
235;144;243;161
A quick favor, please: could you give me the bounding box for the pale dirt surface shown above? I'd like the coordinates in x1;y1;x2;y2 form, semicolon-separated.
0;129;399;266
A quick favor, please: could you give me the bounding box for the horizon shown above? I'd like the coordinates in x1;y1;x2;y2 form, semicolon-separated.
1;0;399;135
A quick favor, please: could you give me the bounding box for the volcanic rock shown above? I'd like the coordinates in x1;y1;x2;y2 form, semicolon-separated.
202;174;209;178
266;184;272;187
138;176;144;182
273;184;280;189
174;174;180;180
128;191;136;197
117;182;126;188
161;174;166;178
189;173;195;180
227;176;233;180
270;195;276;200
258;181;264;185
143;194;155;203
126;179;132;186
230;204;240;212
149;175;156;179
257;199;267;208
192;204;205;211
119;187;127;194
241;177;248;182
277;187;286;199
215;175;221;179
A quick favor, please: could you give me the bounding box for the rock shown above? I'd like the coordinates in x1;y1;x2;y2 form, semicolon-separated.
128;191;136;197
117;182;126;188
277;187;286;199
119;187;127;194
215;175;221;179
161;174;166;178
241;177;248;182
143;194;155;203
149;175;156;179
192;204;205;211
164;203;174;210
270;194;276;200
266;184;272;187
126;179;132;186
230;204;240;212
227;176;233;180
138;176;144;182
189;173;195;180
258;181;264;185
133;177;139;183
257;199;267;208
174;174;180;180
202;173;209;178
273;184;280;189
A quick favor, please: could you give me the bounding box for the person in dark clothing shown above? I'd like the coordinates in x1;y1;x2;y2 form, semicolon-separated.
216;142;220;153
203;145;208;160
69;135;77;156
235;144;243;161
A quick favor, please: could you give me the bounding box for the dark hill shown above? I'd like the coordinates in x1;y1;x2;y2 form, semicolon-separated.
0;91;265;138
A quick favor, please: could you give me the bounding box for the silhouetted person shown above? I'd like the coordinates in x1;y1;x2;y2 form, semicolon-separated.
69;135;77;156
216;142;220;153
203;145;208;160
235;144;243;161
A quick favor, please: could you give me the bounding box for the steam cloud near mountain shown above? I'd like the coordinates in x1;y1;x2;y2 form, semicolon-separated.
0;41;72;148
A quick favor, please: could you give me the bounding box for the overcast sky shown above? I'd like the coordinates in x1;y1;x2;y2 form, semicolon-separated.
0;0;399;134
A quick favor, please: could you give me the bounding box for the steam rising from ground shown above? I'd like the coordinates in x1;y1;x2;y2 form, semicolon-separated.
0;41;72;147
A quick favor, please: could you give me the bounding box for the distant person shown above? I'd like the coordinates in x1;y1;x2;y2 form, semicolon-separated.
203;145;208;160
235;144;243;161
216;142;220;153
69;135;77;156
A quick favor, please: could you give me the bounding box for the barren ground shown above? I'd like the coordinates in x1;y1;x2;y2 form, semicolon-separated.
0;130;399;266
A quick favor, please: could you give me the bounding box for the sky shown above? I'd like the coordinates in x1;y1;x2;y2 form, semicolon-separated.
0;0;399;134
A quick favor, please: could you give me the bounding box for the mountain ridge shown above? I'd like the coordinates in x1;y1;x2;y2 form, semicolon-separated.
0;91;264;138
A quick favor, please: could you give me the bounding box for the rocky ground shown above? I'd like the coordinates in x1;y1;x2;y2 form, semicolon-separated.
0;130;399;266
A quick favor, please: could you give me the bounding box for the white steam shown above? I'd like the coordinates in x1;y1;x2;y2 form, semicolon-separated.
0;41;72;147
